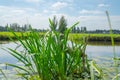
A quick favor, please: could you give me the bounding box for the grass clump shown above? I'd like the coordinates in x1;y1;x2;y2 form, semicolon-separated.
5;16;90;80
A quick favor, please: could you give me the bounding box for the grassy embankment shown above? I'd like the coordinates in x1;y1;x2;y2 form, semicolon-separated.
0;32;44;41
0;32;120;42
69;33;120;42
0;32;23;40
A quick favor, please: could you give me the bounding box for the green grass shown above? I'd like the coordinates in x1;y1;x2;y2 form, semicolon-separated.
0;32;44;41
69;33;120;39
69;33;120;42
0;32;25;40
88;11;120;80
3;20;91;80
0;32;120;42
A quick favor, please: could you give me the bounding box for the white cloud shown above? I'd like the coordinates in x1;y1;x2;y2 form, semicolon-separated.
51;11;57;14
0;6;34;17
43;10;49;13
79;9;103;15
25;0;40;3
66;16;120;30
0;6;37;26
0;6;120;30
11;9;26;14
98;4;110;7
66;0;74;3
51;2;68;10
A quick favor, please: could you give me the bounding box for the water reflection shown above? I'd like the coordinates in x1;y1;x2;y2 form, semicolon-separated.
0;42;19;64
0;41;120;79
87;41;120;46
0;41;120;64
86;44;120;58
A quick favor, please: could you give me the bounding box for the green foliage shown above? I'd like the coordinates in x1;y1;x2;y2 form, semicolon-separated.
58;16;67;33
69;33;120;43
0;32;44;41
0;69;8;80
5;17;91;80
49;15;67;33
106;11;119;80
49;16;57;31
89;11;120;80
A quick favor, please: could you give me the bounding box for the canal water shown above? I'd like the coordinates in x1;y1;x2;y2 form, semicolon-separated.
0;41;120;79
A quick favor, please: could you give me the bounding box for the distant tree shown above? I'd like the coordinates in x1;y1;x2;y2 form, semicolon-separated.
81;26;87;33
76;27;80;33
58;16;67;33
10;23;20;31
72;27;76;33
22;24;31;31
5;24;9;31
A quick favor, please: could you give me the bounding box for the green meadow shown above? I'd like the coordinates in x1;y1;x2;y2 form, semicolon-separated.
0;32;120;42
0;32;44;41
69;33;120;42
0;32;24;40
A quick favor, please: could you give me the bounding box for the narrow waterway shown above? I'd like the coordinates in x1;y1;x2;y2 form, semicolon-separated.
0;41;120;79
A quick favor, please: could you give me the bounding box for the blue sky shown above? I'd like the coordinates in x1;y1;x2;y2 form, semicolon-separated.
0;0;120;30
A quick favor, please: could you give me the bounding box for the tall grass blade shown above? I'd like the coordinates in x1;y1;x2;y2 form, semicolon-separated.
0;69;8;80
112;74;120;80
106;11;116;58
106;11;119;80
90;61;103;77
90;63;94;80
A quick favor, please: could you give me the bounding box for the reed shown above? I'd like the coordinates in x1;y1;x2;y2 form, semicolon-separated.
89;11;120;80
0;69;7;80
5;17;90;80
106;11;119;80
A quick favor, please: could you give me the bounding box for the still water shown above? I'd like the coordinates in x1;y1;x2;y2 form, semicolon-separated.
0;42;120;79
0;42;120;64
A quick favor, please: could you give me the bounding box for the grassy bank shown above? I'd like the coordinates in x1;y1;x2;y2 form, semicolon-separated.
69;33;120;42
0;32;25;40
0;32;120;42
0;32;44;41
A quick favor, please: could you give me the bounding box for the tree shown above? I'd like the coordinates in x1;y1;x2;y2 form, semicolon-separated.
77;27;80;33
58;16;67;33
72;26;76;33
81;26;87;33
10;23;20;31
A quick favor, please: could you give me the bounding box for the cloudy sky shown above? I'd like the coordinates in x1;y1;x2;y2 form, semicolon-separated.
0;0;120;30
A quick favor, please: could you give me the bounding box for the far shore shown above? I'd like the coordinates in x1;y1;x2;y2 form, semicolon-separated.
0;32;120;43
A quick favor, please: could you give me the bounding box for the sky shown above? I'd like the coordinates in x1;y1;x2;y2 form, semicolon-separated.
0;0;120;30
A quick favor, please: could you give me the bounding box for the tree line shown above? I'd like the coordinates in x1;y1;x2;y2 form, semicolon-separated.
0;18;120;34
71;27;120;34
0;23;47;32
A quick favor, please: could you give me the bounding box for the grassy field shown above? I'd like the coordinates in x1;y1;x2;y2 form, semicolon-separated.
69;33;120;42
0;32;24;40
0;32;120;42
0;32;44;41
